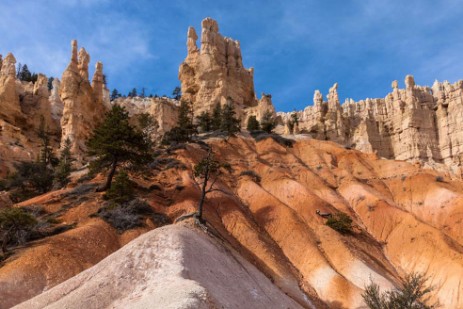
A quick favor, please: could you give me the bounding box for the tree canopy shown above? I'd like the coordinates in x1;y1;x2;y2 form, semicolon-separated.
87;104;152;191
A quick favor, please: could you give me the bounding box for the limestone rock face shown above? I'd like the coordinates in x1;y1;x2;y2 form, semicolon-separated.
91;61;110;109
0;53;60;175
49;78;64;123
60;40;108;161
280;75;463;174
113;96;179;140
179;17;257;117
0;53;22;125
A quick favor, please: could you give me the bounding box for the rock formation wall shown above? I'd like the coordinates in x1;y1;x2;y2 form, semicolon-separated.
278;75;463;173
113;96;179;140
0;52;61;175
59;40;108;161
49;78;64;124
179;18;259;119
177;18;463;173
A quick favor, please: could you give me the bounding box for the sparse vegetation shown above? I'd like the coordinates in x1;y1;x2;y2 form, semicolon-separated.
362;272;437;309
96;199;170;232
5;118;57;201
435;176;444;182
325;212;353;234
0;208;37;255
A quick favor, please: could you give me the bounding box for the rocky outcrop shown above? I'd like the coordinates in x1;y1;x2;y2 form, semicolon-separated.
0;52;62;175
113;96;179;140
179;18;259;118
177;18;463;173
60;40;108;161
279;75;463;174
49;78;63;123
0;53;23;125
91;61;111;110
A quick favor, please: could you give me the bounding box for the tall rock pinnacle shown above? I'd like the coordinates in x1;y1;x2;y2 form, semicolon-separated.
60;40;108;162
179;17;258;118
91;61;104;104
0;53;22;124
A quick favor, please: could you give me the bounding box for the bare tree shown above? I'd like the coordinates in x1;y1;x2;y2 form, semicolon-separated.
193;147;222;223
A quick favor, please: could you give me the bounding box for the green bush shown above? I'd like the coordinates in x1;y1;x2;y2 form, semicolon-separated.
246;115;260;131
326;212;353;234
97;199;170;232
362;273;437;309
0;208;37;254
260;111;276;133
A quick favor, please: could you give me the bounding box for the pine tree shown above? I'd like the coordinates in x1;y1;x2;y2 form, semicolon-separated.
246;115;260;131
38;117;56;166
47;77;54;91
220;102;241;136
110;89;120;101
211;103;222;131
87;105;152;191
128;88;137;97
17;64;32;82
196;111;212;132
362;273;437;309
54;138;73;187
172;86;181;100
162;100;197;144
16;63;22;79
260;111;276;133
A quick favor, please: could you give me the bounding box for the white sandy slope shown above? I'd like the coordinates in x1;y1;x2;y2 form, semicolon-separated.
14;224;306;309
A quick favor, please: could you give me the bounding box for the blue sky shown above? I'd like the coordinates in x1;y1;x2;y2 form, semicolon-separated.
0;0;462;112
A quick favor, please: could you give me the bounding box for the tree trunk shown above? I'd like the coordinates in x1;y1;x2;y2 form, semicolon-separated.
97;159;117;192
197;179;208;222
1;234;8;255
